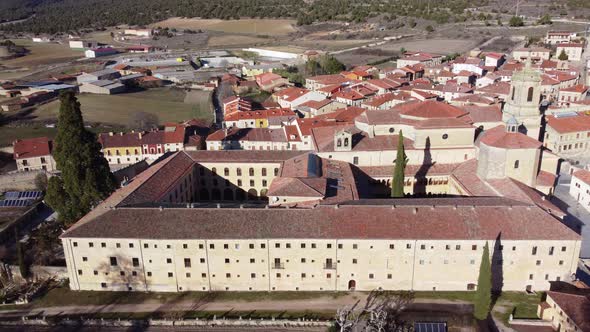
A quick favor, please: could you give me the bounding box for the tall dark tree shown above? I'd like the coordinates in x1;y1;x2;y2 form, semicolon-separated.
474;241;492;320
391;130;407;198
45;91;116;226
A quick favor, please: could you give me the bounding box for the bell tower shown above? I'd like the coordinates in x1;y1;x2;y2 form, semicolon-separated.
502;58;542;140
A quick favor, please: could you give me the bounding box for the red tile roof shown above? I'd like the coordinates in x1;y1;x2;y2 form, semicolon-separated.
479;125;542;149
546;112;590;133
224;108;296;121
573;169;590;186
546;291;590;331
560;84;588;93
13;137;52;159
395;100;468;119
62;197;580;241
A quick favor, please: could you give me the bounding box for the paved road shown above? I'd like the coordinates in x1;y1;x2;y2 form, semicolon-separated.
552;168;590;258
0;327;324;332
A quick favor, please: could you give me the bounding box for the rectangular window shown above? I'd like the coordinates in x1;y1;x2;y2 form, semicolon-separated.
456;245;461;250
89;242;94;248
561;246;567;252
353;244;358;249
387;274;392;279
109;257;117;266
261;243;266;249
407;244;411;249
549;247;554;255
226;273;231;278
369;273;374;279
210;244;215;249
144;243;148;249
200;258;205;263
224;244;229;249
225;258;230;263
338;244;343;249
301;273;306;278
249;243;255;249
168;272;173;278
183;244;188;249
275;243;280;248
420;244;426;250
78;269;83;275
82;257;88;262
186;272;191;278
389;244;394;249
327;244;332;249
301;243;306;249
202;273;207;278
166;258;172;264
532;246;537;255
147;272;152;277
199;244;204;249
312;243;317;249
352;259;357;264
472;245;477;250
101;242;106;248
184;258;191;268
129;243;134;248
250;258;256;263
251;273;256;278
286;243;291;249
301;258;306;263
132;258;139;267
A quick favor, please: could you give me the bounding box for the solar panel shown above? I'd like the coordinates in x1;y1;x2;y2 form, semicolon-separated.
0;199;35;207
3;192;20;199
3;191;42;200
414;322;447;332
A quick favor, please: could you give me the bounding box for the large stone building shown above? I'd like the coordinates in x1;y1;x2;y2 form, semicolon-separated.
60;78;579;294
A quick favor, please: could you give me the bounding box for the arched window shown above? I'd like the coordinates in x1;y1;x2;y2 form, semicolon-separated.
344;138;349;147
224;168;229;176
514;160;519;169
511;87;515;101
236;168;242;176
262;168;267;176
337;138;342;147
211;167;217;175
527;87;534;102
249;168;254;176
274;168;279;176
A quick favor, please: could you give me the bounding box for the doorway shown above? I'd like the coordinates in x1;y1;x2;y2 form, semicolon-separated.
348;280;356;290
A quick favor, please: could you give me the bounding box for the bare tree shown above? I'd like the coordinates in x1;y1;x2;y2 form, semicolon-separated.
128;111;159;131
335;290;414;332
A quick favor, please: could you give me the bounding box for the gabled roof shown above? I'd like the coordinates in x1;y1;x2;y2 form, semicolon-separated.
13;137;52;159
546;291;590;331
395;100;469;119
546;112;590;133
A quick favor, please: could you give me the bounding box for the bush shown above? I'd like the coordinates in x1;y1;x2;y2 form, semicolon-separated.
509;16;524;27
425;25;434;32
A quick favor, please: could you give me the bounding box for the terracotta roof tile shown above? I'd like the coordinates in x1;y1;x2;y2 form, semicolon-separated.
479;125;542;149
13;137;52;159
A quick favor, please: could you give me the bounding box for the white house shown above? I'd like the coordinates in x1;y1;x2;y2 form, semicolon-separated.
570;169;590;212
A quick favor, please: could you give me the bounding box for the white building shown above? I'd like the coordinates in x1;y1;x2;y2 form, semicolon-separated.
570;169;590;212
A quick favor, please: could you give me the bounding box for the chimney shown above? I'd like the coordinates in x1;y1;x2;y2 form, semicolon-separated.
138;132;143;139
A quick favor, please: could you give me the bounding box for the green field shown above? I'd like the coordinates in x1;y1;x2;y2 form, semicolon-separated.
33;88;213;126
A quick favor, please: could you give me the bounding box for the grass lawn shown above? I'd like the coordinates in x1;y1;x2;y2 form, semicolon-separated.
33;88;213;125
25;287;348;309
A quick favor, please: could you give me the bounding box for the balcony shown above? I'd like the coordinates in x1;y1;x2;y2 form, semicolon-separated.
323;263;337;270
272;262;284;269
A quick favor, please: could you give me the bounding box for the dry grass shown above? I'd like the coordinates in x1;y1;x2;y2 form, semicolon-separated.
32;88;213;125
2;39;82;68
152;18;297;35
207;35;271;47
380;38;478;55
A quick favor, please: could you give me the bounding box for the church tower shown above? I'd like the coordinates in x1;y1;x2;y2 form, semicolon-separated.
502;58;542;140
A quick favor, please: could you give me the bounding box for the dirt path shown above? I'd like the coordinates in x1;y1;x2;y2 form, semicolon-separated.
0;294;472;318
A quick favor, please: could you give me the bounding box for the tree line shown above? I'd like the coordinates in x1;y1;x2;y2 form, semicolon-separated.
0;0;495;34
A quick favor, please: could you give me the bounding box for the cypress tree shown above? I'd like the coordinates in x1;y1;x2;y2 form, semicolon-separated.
558;49;568;61
45;91;116;226
391;130;407;198
474;241;492;320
